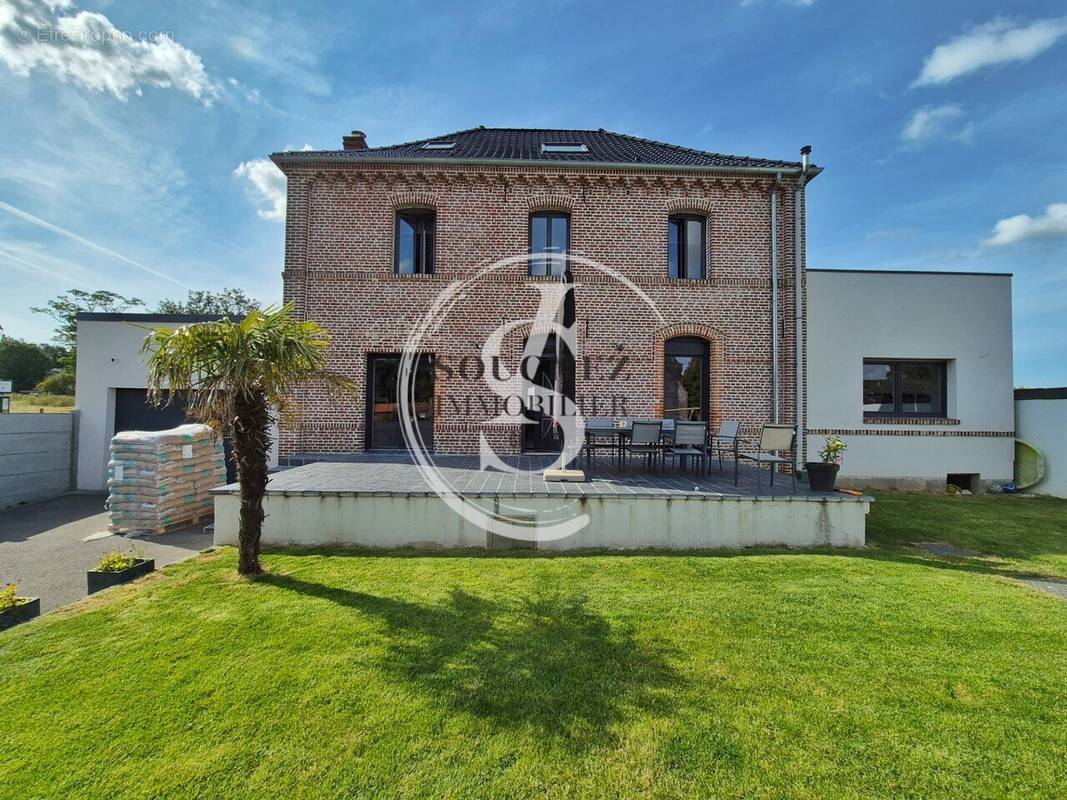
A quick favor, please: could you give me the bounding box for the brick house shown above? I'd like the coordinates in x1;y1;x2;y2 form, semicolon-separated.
271;128;818;462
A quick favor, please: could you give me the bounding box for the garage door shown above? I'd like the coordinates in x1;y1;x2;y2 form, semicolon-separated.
114;389;190;434
113;389;235;483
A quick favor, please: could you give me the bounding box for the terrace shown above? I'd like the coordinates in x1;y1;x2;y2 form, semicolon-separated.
212;453;870;551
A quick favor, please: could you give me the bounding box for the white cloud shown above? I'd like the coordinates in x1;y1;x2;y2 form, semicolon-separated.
900;103;966;143
233;157;287;222
913;17;1067;86
983;203;1067;246
0;0;216;103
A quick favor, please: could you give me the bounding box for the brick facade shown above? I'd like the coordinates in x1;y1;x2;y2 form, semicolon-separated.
276;160;807;457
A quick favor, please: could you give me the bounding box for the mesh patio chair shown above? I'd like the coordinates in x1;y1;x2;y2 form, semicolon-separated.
662;421;709;475
711;420;742;473
735;424;796;494
583;417;617;472
623;420;663;473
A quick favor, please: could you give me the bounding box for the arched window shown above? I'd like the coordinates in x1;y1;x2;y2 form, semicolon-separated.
529;211;570;276
668;214;706;279
663;336;709;421
395;209;435;274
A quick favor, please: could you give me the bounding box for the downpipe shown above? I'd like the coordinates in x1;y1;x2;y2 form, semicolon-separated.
794;146;812;471
770;172;782;424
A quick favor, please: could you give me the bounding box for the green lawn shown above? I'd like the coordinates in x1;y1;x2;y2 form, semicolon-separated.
1;494;1065;799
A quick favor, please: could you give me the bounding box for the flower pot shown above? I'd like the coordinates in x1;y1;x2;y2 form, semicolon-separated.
87;559;155;595
806;462;840;492
0;597;41;630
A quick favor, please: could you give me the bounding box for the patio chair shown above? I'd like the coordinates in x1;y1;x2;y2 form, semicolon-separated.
662;421;709;474
622;420;663;473
711;420;742;473
583;417;617;471
735;424;796;494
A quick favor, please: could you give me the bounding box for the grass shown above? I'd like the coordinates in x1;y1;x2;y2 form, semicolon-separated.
1;494;1065;799
9;393;74;413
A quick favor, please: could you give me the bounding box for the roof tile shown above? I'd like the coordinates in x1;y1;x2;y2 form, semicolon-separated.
274;127;808;171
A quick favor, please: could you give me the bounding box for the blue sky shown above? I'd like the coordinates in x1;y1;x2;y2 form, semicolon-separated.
0;0;1065;385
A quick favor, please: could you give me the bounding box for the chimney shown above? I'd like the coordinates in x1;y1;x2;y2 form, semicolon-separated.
800;144;812;171
343;130;367;150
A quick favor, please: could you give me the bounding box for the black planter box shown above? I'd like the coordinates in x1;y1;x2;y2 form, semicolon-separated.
0;597;41;630
87;559;155;594
806;462;840;492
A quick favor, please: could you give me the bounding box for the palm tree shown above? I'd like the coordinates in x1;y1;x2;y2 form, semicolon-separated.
143;306;354;576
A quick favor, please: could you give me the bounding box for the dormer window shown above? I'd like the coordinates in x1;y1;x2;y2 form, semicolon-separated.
541;143;588;154
421;141;455;150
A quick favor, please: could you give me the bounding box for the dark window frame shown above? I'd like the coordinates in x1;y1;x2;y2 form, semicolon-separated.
862;359;948;418
663;336;710;422
668;214;707;280
394;209;436;275
528;211;571;276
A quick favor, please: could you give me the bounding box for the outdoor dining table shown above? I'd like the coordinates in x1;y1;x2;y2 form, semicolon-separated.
584;419;678;470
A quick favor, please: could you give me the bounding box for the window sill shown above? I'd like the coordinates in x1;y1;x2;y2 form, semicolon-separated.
863;416;960;425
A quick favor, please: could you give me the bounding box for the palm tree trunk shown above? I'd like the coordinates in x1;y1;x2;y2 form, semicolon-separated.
232;389;270;575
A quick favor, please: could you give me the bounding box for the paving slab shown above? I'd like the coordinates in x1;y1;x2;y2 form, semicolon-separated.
1015;578;1067;601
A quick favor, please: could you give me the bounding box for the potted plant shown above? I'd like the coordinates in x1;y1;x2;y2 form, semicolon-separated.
0;583;40;630
806;435;847;492
87;549;155;594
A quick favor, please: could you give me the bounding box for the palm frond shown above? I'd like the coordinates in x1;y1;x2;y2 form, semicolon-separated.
141;304;354;426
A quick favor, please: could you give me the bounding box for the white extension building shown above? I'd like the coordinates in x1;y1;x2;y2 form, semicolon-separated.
806;269;1015;490
74;313;224;491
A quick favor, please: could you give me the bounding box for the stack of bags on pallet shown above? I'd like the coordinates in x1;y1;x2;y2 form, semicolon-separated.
107;424;226;535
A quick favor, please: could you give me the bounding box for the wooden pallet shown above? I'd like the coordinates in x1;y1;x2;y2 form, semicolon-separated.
108;511;212;537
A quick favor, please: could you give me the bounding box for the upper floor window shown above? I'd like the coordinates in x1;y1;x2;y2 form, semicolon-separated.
668;215;706;279
395;210;435;274
863;360;947;417
529;211;570;276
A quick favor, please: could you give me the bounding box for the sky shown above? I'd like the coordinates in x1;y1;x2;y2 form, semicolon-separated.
0;0;1065;386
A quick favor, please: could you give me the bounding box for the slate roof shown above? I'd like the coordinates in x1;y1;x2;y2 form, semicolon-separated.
272;127;815;173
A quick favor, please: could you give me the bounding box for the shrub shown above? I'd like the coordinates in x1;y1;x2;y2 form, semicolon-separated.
817;435;848;465
94;549;143;573
35;368;75;395
0;583;28;612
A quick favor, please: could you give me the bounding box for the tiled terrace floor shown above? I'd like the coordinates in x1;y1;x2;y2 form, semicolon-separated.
222;452;862;503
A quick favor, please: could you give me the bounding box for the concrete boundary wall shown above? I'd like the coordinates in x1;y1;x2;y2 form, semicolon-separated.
0;412;78;508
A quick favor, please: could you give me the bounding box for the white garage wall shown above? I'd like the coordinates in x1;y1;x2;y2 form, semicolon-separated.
1015;396;1067;498
75;316;278;491
806;270;1014;488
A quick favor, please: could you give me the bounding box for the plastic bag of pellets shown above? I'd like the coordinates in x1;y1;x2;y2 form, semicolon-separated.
107;424;225;534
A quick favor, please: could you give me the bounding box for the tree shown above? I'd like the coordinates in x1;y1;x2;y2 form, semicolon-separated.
156;288;261;317
36;370;75;395
143;306;354;576
0;339;59;391
31;289;145;368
